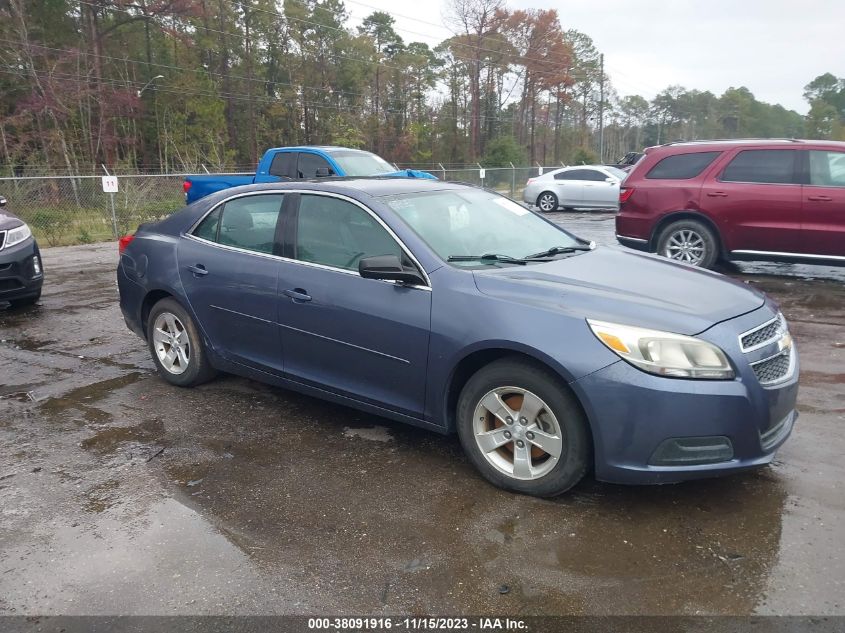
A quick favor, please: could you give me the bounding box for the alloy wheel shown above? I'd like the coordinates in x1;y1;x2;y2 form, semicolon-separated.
472;387;564;480
663;229;706;265
152;312;190;375
537;193;557;212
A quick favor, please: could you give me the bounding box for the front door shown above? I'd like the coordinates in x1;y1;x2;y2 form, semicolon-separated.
803;149;845;257
276;192;431;417
178;193;286;373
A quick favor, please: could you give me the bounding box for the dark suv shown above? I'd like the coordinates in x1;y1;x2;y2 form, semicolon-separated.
615;139;845;268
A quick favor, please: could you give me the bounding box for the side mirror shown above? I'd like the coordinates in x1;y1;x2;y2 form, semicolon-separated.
0;196;6;207
359;254;426;286
315;167;332;178
605;177;615;183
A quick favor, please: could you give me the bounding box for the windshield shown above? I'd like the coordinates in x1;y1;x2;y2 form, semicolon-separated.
382;189;584;266
330;150;395;176
605;166;627;179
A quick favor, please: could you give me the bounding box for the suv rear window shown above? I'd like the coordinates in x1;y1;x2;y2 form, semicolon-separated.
645;151;721;180
720;149;798;184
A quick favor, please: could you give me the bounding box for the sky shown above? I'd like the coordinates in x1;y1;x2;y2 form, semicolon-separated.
344;0;845;114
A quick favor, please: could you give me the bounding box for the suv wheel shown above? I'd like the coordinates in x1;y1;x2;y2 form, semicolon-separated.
147;298;217;387
657;219;719;268
536;192;558;212
456;357;590;497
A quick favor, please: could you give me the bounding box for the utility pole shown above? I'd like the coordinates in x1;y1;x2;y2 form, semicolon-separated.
598;53;605;163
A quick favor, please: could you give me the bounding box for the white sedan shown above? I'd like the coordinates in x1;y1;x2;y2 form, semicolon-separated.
523;165;627;212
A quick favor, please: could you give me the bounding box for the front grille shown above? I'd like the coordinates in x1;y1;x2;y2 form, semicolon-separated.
751;349;792;385
741;315;784;351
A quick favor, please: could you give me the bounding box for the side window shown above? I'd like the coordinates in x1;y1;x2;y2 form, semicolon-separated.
193;207;221;241
582;170;608;181
269;152;297;179
295;195;402;271
554;171;576;180
721;150;798;184
298;153;334;179
212;194;284;254
646;151;721;180
809;151;845;187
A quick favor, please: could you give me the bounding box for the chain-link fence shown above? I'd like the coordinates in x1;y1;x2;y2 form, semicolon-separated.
0;166;560;247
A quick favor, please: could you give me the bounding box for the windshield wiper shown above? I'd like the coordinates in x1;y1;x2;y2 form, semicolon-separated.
447;253;528;265
525;244;593;259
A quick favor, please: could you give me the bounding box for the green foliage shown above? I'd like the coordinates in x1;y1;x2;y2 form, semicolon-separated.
482;136;527;167
571;147;598;165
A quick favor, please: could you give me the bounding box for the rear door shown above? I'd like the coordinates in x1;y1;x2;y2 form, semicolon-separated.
552;169;586;206
178;193;286;374
702;148;802;253
802;149;845;257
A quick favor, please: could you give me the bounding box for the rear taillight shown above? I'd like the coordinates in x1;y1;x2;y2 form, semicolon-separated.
527;178;534;185
118;234;135;254
619;187;635;204
183;180;192;193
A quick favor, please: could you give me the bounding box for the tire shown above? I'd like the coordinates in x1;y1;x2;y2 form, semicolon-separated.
147;297;216;387
456;357;591;497
656;219;719;269
9;291;41;308
536;191;558;212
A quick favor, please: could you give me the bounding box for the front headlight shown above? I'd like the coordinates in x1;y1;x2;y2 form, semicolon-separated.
5;223;32;248
588;319;735;379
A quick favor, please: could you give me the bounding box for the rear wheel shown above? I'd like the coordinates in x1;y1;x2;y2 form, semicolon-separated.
147;298;216;387
536;191;558;212
456;357;590;497
656;219;719;269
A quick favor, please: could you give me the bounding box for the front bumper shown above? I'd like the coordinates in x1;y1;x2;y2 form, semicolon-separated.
572;304;799;485
0;237;43;302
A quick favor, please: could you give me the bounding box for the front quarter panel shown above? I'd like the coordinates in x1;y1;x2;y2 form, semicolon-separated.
425;265;620;428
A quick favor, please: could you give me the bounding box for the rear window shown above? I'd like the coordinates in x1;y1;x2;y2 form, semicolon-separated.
720;149;798;184
645;151;721;180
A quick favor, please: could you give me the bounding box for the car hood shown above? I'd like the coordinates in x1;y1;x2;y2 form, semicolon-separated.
472;247;766;336
0;209;25;231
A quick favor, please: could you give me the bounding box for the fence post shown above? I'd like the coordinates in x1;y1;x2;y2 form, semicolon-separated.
509;162;516;199
102;164;119;238
477;162;484;188
438;162;446;181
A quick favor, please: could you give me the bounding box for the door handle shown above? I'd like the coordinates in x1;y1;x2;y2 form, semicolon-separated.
707;192;728;197
283;288;312;303
187;264;208;277
807;195;833;202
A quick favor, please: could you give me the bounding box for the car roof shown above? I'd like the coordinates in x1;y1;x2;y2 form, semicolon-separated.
207;177;470;201
266;146;376;154
646;138;845;153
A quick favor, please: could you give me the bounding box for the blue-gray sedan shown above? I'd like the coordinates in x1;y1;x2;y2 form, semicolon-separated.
117;179;798;496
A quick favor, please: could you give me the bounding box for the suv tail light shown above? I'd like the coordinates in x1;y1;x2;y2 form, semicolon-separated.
183;180;192;193
619;187;635;204
118;234;135;254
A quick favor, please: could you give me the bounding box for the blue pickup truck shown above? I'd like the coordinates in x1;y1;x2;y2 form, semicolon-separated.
183;146;436;203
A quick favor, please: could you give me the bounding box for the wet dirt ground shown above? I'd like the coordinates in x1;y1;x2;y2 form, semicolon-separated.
1;213;843;616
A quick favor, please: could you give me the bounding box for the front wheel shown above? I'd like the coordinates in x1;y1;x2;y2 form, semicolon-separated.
656;219;719;269
147;298;217;387
456;358;590;497
536;191;558;212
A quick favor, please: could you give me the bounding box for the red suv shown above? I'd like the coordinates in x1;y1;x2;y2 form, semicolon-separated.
615;139;845;268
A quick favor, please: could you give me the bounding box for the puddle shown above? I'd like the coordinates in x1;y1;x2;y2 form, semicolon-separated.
81;418;165;454
39;372;144;418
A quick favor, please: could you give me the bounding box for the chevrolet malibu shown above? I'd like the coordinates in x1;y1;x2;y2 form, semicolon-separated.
117;179;798;497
